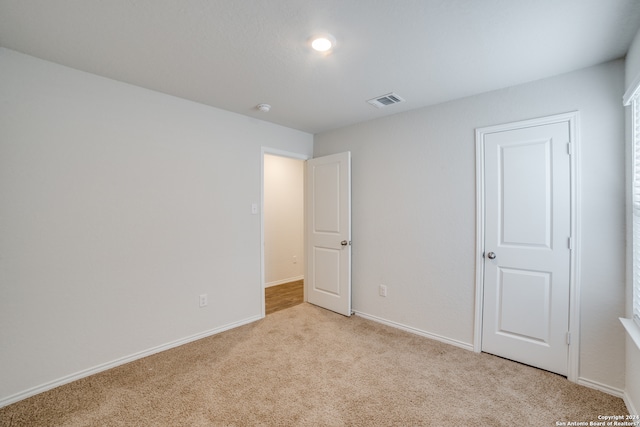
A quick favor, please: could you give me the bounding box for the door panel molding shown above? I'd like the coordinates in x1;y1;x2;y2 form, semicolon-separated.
474;111;580;382
306;151;352;316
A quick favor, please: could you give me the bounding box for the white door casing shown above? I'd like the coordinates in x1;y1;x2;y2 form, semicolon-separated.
306;152;352;316
475;112;579;379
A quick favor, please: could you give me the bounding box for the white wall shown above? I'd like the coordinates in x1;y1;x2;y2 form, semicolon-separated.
0;48;313;406
264;154;304;286
314;60;627;392
624;27;640;415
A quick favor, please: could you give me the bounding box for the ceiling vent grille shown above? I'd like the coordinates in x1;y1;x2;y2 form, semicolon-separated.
367;92;405;108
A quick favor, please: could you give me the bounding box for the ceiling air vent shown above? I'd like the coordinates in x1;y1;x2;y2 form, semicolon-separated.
367;92;405;108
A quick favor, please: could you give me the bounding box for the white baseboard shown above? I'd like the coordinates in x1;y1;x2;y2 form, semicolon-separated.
353;310;474;352
265;275;304;288
0;315;262;409
623;391;639;416
577;377;625;399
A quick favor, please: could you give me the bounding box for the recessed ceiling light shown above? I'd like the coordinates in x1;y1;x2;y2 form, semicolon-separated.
310;34;336;53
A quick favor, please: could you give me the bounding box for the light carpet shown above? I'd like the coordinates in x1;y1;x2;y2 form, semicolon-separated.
0;303;628;426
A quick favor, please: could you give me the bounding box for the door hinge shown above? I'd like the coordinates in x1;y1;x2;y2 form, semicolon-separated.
566;332;571;345
567;142;572;155
568;237;573;250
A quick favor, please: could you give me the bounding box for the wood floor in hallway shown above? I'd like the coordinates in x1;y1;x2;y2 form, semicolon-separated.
265;280;304;315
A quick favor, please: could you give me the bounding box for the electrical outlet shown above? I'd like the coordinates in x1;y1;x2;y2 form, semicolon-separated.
293;255;297;264
379;284;387;297
199;294;208;307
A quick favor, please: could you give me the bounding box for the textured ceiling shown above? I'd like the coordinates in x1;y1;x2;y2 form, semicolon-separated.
1;0;639;134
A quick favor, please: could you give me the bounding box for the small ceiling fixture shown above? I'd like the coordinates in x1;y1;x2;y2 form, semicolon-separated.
257;103;271;112
310;34;336;53
367;92;406;108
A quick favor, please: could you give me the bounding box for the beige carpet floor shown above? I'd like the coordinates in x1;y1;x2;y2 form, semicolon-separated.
0;303;628;426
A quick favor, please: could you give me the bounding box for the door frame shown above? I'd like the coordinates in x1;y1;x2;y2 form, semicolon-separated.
473;111;580;382
260;147;310;318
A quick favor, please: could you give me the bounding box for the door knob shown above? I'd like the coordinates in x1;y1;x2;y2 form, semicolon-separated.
487;252;496;259
341;240;349;246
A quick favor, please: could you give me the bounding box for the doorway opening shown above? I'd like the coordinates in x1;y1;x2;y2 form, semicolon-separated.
261;149;308;316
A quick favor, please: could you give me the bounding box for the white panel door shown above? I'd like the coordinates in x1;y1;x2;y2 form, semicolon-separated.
482;121;571;375
306;152;351;316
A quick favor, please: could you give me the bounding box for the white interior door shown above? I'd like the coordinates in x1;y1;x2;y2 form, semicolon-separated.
306;152;351;316
480;119;572;376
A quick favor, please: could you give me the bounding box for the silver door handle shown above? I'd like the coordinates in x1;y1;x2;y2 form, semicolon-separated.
341;240;349;246
487;252;496;259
